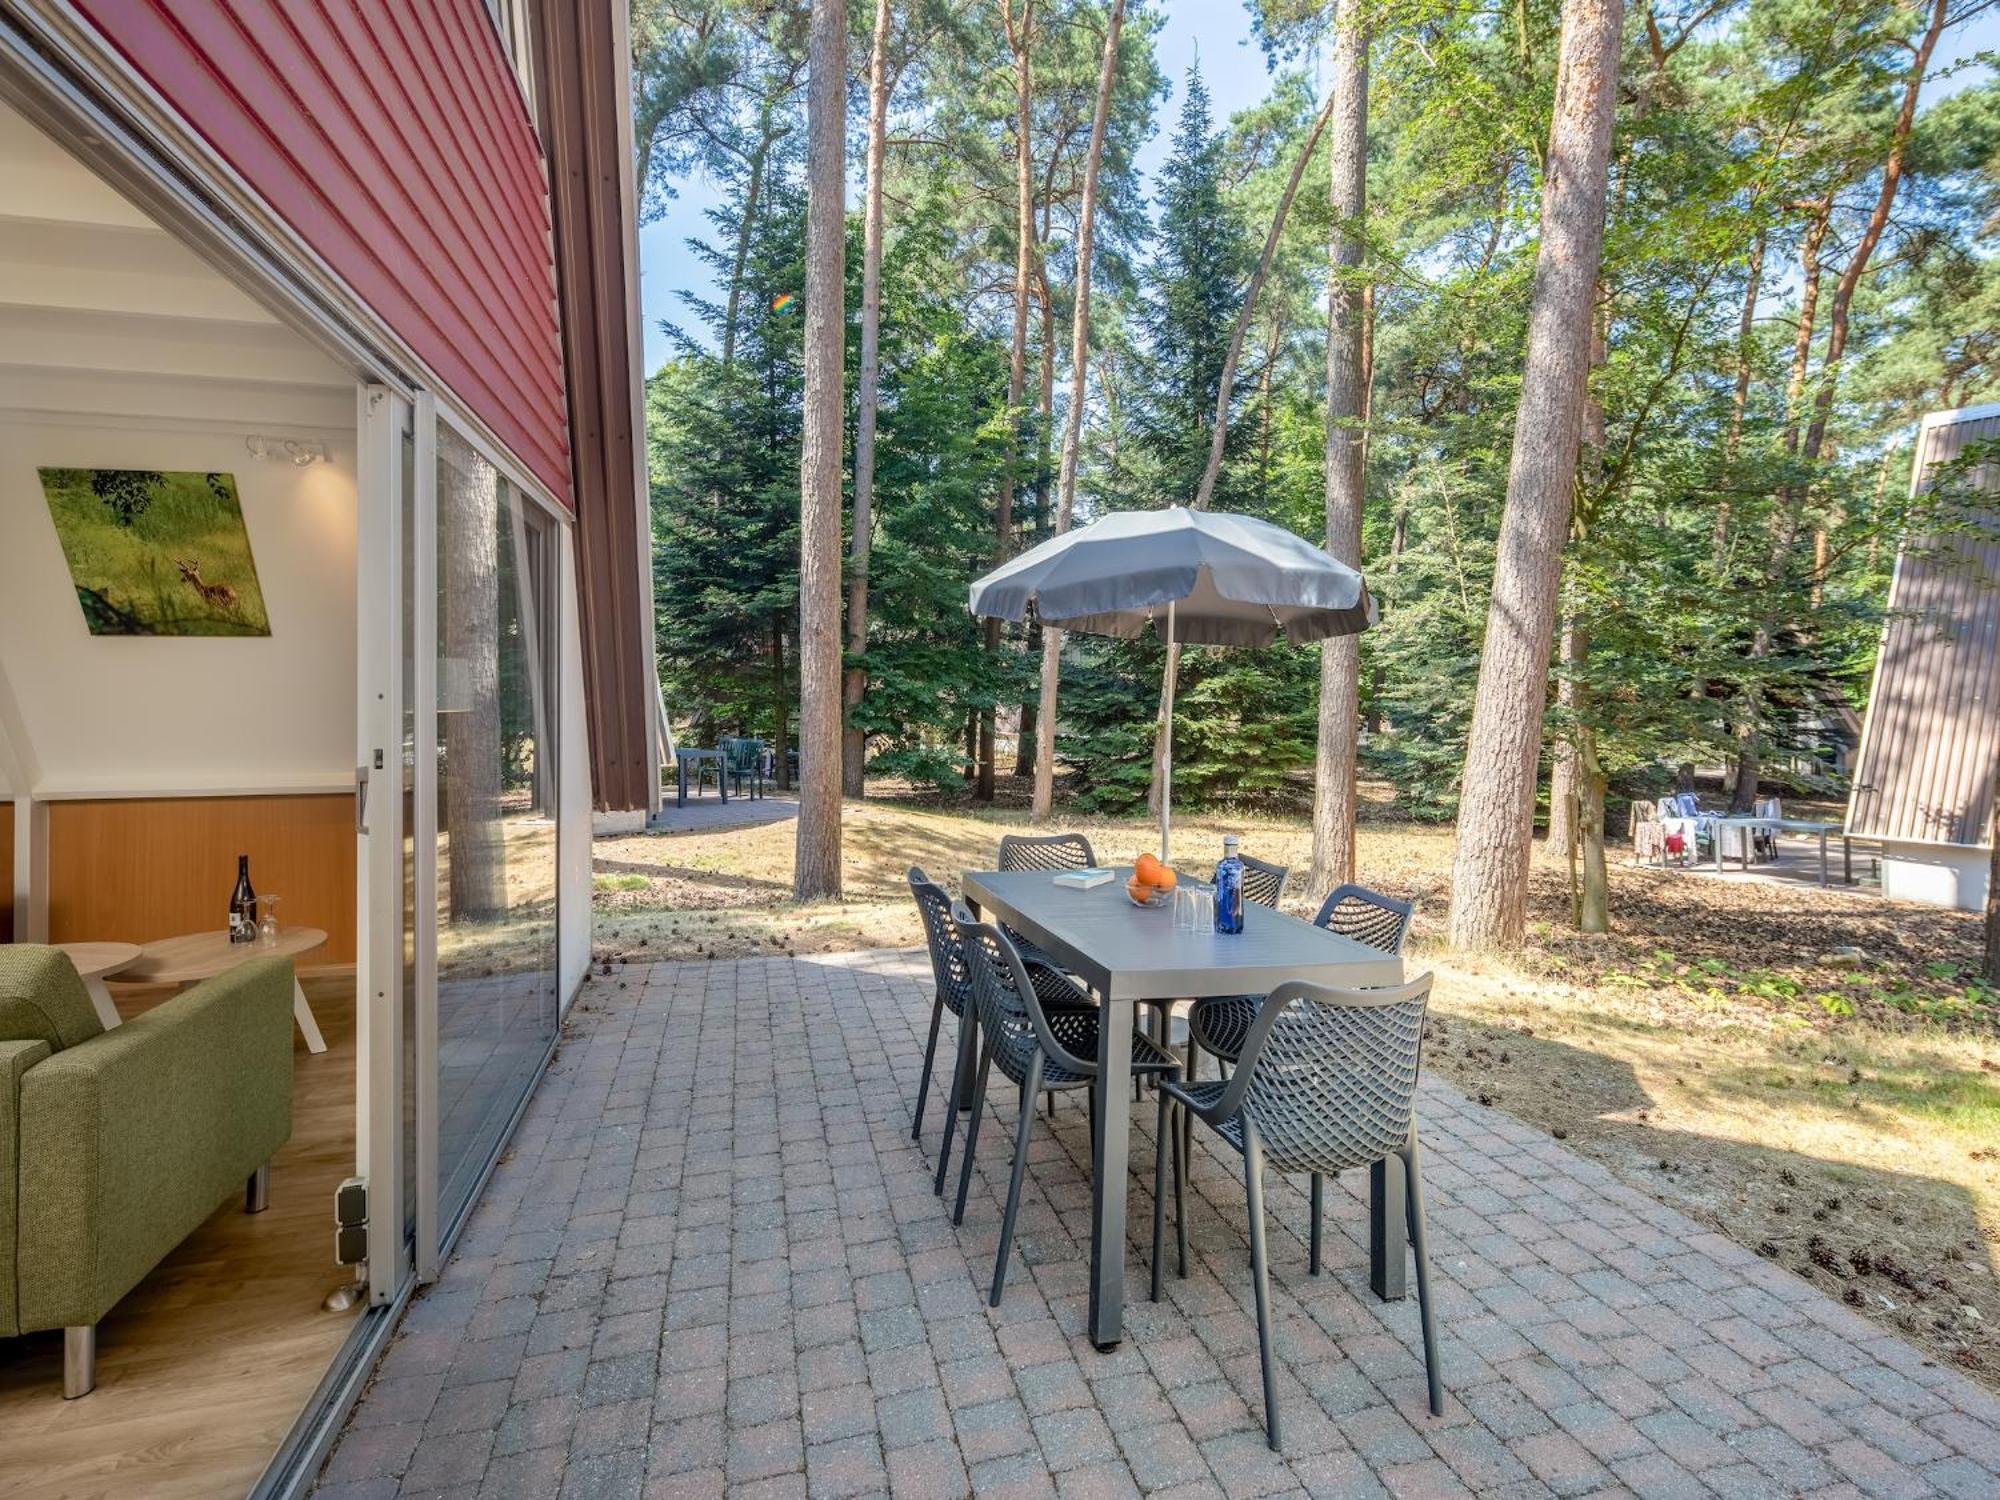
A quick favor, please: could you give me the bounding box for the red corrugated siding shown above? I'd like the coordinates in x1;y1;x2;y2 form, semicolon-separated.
73;0;573;505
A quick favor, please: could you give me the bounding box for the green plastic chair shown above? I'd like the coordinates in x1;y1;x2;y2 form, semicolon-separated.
719;736;765;800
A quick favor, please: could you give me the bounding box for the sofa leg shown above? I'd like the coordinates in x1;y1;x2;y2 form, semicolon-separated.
246;1163;270;1214
64;1326;96;1399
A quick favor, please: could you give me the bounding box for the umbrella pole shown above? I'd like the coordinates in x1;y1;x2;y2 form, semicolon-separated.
1160;599;1174;863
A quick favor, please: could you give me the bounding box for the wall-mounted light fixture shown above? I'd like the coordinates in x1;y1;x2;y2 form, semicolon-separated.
245;434;329;467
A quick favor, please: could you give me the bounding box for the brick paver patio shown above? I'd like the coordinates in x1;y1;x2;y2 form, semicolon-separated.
316;950;2000;1499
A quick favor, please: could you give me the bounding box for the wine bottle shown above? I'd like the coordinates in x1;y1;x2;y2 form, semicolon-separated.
229;854;258;944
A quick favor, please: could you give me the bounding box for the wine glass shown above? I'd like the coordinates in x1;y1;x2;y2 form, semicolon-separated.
257;895;283;946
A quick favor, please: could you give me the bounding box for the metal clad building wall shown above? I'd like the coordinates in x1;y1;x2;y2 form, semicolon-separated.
71;0;573;506
1848;410;2000;847
530;0;652;812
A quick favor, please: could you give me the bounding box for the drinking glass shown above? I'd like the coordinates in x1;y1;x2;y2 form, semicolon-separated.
1175;881;1213;933
257;895;283;946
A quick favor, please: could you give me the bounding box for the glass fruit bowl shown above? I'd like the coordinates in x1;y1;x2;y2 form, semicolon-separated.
1126;876;1172;909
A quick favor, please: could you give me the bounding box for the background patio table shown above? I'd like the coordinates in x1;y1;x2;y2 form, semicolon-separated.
961;866;1404;1350
673;746;726;807
1711;814;1845;885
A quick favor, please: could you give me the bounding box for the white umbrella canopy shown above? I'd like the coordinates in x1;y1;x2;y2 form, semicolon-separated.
969;506;1376;861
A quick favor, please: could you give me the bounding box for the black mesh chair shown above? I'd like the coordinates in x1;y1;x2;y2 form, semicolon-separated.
1185;882;1413;1269
994;833;1098;975
995;832;1097;873
908;867;1090;1197
1190;884;1412;1072
1156;973;1444;1449
951;901;1184;1307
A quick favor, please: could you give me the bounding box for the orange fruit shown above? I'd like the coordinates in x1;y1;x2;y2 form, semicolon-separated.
1135;852;1166;887
1153;863;1178;890
1127;876;1152;905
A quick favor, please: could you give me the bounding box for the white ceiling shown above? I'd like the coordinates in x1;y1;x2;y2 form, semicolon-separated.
0;96;354;430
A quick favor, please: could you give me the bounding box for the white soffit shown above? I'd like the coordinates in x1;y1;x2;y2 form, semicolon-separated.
0;94;352;430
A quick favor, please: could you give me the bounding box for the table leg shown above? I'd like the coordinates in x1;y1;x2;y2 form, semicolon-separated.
293;977;327;1054
1370;1157;1407;1300
1844;838;1853;886
677;759;687;809
82;975;122;1030
1819;830;1829;888
1089;999;1134;1350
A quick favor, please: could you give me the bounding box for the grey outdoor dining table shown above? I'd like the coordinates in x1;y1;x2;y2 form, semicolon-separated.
960;866;1406;1350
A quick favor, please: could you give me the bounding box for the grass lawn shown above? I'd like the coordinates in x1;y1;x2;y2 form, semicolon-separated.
591;786;1999;1388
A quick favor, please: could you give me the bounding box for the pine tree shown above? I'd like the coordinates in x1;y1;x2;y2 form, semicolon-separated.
1136;66;1248;504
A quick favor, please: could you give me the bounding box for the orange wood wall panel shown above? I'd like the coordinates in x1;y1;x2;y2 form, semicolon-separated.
47;795;355;964
1;801;13;943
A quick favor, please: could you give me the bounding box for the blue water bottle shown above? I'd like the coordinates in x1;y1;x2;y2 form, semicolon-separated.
1214;835;1244;934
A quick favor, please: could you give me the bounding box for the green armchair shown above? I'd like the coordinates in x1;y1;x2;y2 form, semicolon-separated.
1;945;294;1398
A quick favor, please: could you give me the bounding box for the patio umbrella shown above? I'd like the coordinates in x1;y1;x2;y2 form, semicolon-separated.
969;505;1375;862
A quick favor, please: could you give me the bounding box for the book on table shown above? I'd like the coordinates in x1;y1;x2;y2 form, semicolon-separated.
1052;869;1115;891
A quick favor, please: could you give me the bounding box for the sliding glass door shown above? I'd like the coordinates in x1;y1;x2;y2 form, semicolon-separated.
431;421;561;1234
369;397;565;1285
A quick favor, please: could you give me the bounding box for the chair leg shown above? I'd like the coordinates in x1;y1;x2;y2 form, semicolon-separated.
246;1162;270;1214
1243;1129;1281;1451
912;994;946;1143
1309;1172;1323;1275
953;1040;994;1226
935;1011;975;1197
1172;1086;1187;1277
991;1053;1043;1307
64;1325;95;1399
1151;1081;1171;1303
1182;1037;1199;1170
1403;1137;1445;1418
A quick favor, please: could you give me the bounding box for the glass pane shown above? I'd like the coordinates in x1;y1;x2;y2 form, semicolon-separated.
434;424;559;1232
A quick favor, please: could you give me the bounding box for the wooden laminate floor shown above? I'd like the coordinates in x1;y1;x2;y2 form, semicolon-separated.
0;975;362;1500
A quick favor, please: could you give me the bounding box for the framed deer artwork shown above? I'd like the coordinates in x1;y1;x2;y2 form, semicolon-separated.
37;467;272;637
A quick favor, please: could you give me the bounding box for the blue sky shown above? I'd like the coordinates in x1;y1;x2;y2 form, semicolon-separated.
636;5;1997;374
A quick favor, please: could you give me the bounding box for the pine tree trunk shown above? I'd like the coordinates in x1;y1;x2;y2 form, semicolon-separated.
1017;278;1059;780
1727;201;1828;812
1548;293;1609;860
722;103;779;372
1712;229;1765;566
843;0;893;800
794;0;848;900
1310;0;1370;894
771;620;791;791
1145;69;1340;821
1447;0;1623;952
1033;0;1123;822
1578;715;1609;933
1546;613;1581;856
983;0;1036;803
441;446;505;922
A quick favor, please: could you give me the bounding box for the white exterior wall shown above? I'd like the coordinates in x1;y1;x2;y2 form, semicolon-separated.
1880;842;1991;912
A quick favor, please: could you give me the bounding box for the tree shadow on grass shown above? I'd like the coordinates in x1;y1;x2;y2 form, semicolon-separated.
1428;1011;2000;1387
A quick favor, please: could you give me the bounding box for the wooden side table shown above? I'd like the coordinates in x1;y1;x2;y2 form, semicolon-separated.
121;927;330;1054
57;942;142;1030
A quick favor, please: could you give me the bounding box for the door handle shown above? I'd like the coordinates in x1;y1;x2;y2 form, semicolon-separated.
356;763;371;835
